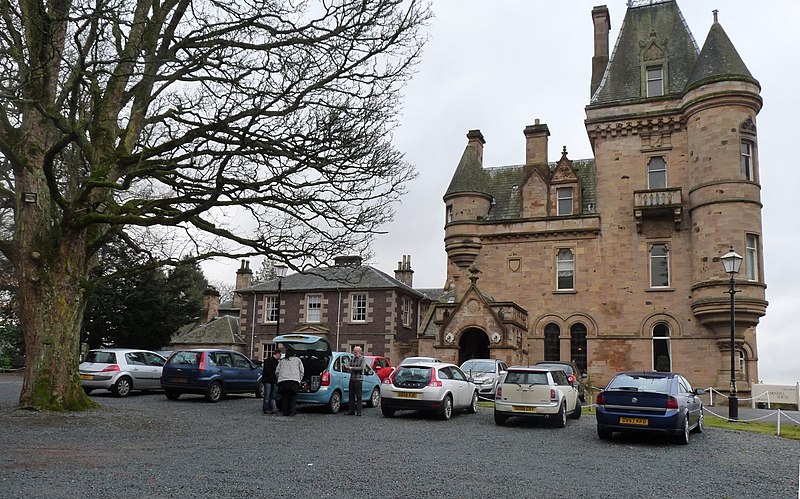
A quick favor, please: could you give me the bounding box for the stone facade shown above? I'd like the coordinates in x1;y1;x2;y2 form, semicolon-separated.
420;1;766;393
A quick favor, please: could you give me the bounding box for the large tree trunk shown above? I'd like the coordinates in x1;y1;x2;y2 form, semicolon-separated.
17;229;97;411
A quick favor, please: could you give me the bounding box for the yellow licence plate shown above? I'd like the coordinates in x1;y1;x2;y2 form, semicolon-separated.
619;417;648;426
396;392;417;399
512;405;536;413
79;374;93;381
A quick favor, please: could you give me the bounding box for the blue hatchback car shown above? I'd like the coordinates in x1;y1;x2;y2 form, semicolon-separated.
596;371;705;444
160;349;263;402
273;334;382;414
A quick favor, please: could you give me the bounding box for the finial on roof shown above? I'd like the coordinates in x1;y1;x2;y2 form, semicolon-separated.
712;9;718;24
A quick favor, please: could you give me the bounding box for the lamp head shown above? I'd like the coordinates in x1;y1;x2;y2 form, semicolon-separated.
720;247;743;276
274;264;288;278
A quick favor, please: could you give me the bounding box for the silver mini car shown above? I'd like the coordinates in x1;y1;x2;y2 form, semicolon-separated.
80;348;167;397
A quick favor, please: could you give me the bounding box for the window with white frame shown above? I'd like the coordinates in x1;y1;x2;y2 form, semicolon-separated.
649;243;670;288
262;343;279;362
556;187;573;216
741;140;754;181
652;323;671;372
351;293;367;322
646;65;664;97
647;156;667;189
556;248;575;290
306;294;322;323
402;297;413;327
264;295;278;323
446;205;453;223
745;234;759;281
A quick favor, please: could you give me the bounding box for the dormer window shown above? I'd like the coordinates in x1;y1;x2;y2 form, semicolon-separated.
646;66;664;97
556;187;573;216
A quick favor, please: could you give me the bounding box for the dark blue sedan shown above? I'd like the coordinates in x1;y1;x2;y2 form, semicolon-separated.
596;372;705;444
161;349;263;402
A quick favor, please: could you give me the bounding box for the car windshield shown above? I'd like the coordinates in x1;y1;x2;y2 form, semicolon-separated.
504;371;548;385
169;351;201;365
393;366;432;384
461;360;496;373
536;363;574;375
607;374;671;393
84;351;116;364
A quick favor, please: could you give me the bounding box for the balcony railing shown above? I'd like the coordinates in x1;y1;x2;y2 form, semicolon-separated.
633;187;682;232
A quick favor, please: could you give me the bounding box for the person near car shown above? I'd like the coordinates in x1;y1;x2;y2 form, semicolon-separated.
343;346;366;416
276;349;304;416
262;348;282;415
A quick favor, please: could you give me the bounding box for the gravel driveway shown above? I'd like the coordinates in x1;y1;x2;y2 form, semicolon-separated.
0;375;797;499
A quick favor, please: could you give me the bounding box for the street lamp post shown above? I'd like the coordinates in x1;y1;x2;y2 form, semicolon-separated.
720;247;743;421
274;265;288;337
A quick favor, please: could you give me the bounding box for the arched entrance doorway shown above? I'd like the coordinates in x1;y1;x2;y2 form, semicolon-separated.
458;328;490;365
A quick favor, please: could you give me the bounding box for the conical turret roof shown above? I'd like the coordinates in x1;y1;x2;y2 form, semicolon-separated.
445;145;490;196
686;21;758;91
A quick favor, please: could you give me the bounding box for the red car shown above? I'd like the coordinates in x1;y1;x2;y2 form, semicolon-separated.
364;355;394;382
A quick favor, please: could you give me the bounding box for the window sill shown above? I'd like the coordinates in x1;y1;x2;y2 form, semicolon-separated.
646;287;675;292
553;290;577;295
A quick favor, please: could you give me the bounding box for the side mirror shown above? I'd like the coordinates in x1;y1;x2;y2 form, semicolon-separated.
694;388;706;396
467;377;475;383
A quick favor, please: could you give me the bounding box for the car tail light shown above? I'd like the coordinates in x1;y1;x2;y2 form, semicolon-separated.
550;388;557;400
321;371;331;386
666;396;679;410
427;369;443;388
101;364;120;372
568;374;576;384
495;386;502;399
199;352;206;371
596;392;605;407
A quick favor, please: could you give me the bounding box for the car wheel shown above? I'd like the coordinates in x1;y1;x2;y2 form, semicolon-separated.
112;376;132;397
467;391;479;414
327;391;342;414
438;395;453;420
691;410;704;434
165;390;180;400
494;411;508;426
83;387;93;395
569;398;582;420
367;387;380;408
676;415;690;445
553;402;567;428
381;407;396;418
597;426;612;441
205;381;223;402
255;383;264;399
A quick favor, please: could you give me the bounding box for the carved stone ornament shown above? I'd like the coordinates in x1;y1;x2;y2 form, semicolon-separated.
643;41;665;61
508;258;521;273
491;332;501;344
444;332;454;344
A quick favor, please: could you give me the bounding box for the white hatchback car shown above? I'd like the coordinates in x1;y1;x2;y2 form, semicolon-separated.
380;361;478;420
80;348;167;397
494;366;582;427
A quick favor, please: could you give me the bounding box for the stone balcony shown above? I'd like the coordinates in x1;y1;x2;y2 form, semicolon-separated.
633;187;682;232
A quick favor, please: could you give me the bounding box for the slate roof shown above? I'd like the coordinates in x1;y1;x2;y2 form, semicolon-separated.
685;21;758;91
445;145;491;197
591;0;699;104
483;159;596;221
170;315;245;345
237;263;422;297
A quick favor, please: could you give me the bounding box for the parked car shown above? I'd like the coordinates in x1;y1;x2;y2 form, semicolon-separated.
460;358;508;399
80;348;167;397
381;361;478;420
398;356;442;366
273;334;382;414
364;355;394;382
494;366;581;427
595;371;705;444
160;349;263;402
534;360;587;401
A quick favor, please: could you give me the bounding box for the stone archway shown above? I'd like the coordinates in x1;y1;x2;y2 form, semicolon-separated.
459;328;490;365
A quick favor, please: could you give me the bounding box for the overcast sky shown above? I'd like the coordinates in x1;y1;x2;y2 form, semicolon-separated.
203;1;800;385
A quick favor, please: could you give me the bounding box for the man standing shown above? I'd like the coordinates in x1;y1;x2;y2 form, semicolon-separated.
276;349;304;416
344;346;366;416
262;348;281;414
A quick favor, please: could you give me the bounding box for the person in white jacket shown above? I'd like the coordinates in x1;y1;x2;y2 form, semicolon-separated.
276;349;304;416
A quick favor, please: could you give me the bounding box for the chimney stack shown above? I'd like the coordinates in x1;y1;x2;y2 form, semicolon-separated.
201;288;221;324
394;255;414;287
233;260;253;309
524;119;550;165
591;5;611;97
466;129;485;166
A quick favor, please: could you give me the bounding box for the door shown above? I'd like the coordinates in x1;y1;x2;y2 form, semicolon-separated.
232;352;260;391
336;355;352;403
210;352;239;390
124;352;152;389
450;366;473;408
143;352;166;389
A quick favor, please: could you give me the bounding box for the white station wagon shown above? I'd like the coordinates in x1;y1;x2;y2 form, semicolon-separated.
494;366;582;427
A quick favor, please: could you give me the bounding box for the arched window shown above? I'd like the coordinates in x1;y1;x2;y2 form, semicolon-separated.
570;323;588;372
653;323;671;372
544;323;560;361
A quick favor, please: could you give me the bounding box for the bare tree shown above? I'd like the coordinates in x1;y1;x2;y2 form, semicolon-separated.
0;0;430;410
